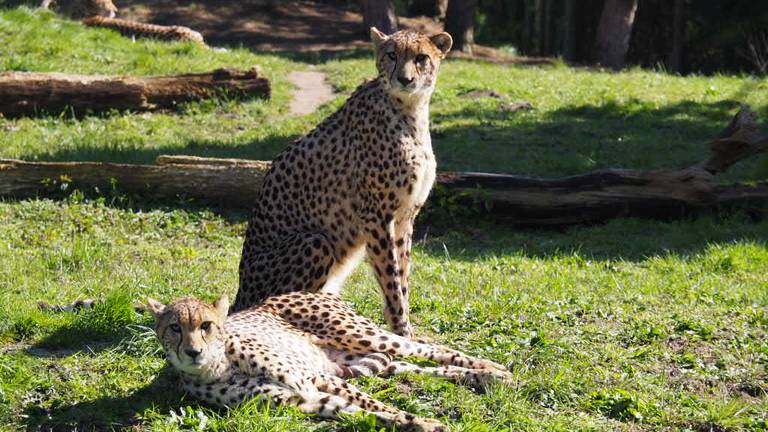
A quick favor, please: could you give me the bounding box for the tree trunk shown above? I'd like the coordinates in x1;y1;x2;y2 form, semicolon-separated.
533;0;545;54
668;0;685;73
445;0;477;54
1;107;766;226
543;0;553;54
0;68;270;117
563;0;577;60
408;0;447;18
360;0;398;35
521;0;534;54
593;0;639;70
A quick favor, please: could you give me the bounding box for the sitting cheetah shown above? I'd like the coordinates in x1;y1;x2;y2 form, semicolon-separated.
146;292;510;431
235;27;453;338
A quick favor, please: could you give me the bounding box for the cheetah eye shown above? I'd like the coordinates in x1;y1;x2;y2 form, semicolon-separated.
415;54;429;64
386;52;396;60
169;324;181;333
200;321;212;331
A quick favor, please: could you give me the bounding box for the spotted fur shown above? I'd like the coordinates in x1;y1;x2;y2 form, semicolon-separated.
235;28;453;338
81;16;205;44
148;292;510;431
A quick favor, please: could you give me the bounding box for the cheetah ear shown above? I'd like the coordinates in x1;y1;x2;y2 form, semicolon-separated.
430;32;453;57
370;27;389;48
213;294;229;320
145;297;166;318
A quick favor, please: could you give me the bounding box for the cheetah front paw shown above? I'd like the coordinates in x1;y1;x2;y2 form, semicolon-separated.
465;369;514;392
474;358;510;373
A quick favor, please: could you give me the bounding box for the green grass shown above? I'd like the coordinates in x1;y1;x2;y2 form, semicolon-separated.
1;7;767;432
3;7;768;179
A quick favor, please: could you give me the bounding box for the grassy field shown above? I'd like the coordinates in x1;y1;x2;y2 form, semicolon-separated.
1;7;767;432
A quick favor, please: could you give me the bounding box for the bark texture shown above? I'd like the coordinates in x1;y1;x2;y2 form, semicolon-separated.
668;0;685;73
0;68;269;117
445;0;477;53
408;0;448;18
360;0;398;35
593;0;639;70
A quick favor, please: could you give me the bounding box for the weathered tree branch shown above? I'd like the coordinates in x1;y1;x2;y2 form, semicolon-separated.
0;106;765;225
0;67;269;117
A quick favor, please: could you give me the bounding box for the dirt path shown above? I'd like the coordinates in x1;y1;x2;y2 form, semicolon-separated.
287;70;335;116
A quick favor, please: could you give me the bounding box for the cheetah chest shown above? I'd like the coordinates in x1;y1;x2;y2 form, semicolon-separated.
399;129;436;213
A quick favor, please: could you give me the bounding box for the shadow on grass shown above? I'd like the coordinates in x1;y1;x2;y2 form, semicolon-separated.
22;364;185;431
22;97;766;175
432;99;767;178
23;292;151;355
412;212;768;263
43;134;298;165
5;97;768;262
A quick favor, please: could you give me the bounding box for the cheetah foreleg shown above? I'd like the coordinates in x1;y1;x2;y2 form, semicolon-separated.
312;374;444;431
322;327;508;373
384;361;513;392
394;209;418;314
180;376;303;408
364;219;413;338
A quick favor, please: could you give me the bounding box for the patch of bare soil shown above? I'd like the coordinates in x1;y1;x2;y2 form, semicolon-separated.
287;70;334;115
117;0;550;64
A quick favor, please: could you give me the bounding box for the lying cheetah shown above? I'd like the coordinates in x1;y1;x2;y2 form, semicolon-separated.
236;28;453;338
146;292;510;431
41;0;204;43
81;16;205;44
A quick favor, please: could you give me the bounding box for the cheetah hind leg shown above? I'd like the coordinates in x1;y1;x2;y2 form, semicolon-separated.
315;320;509;374
326;349;510;392
373;332;509;374
180;375;304;408
182;374;442;430
234;232;336;312
383;337;514;391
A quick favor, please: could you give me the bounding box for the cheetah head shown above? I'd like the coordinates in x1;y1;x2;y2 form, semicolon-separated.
63;0;118;18
371;27;452;101
87;0;118;18
145;294;228;376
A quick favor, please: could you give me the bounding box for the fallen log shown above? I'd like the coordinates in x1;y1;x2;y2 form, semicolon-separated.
0;158;266;207
0;106;766;225
433;106;768;224
0;67;269;117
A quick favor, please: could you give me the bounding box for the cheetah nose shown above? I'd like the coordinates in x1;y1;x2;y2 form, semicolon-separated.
185;348;202;359
397;75;414;86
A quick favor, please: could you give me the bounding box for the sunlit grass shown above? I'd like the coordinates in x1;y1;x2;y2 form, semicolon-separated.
0;6;766;432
